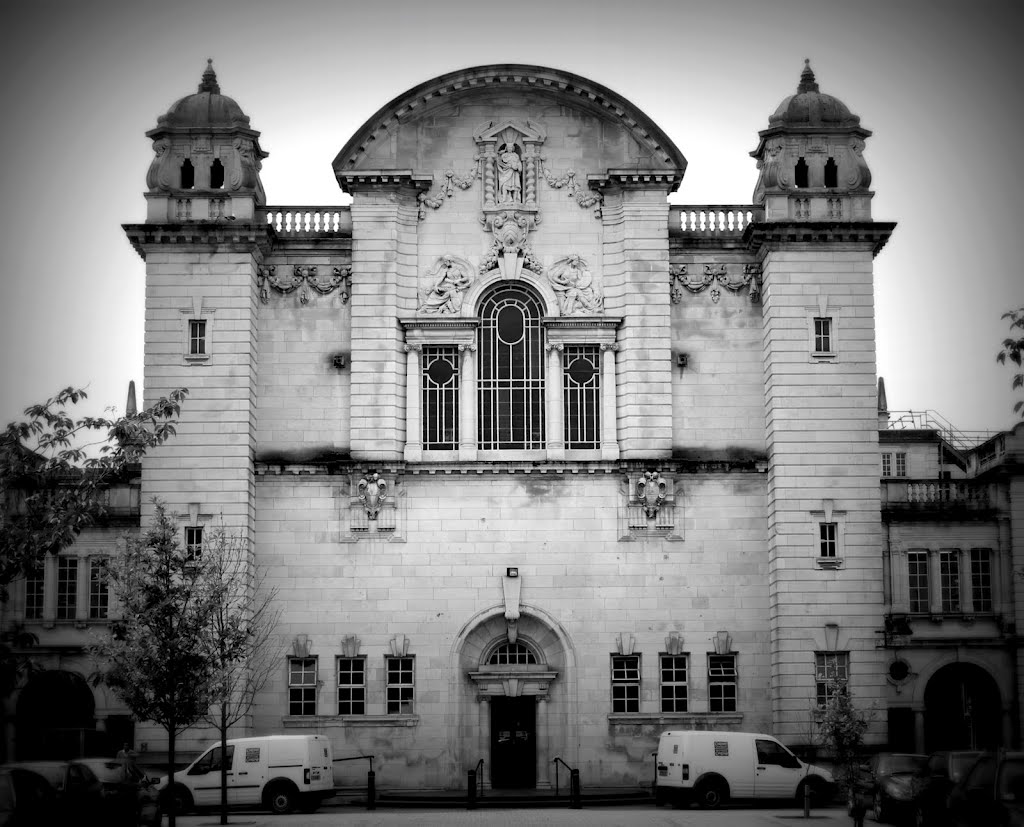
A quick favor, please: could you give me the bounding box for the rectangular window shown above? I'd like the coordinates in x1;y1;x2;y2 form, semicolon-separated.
940;550;960;612
819;522;838;558
881;453;892;477
337;657;366;716
813;317;833;353
970;549;993;613
708;654;737;712
611;654;640;713
288;658;317;716
895;453;907;477
56;557;78;621
386;656;415;714
660;654;687;713
563;345;600;450
185;527;203;561
188;319;206;356
25;569;44;621
89;558;108;620
422;346;459;451
815;652;849;707
908;551;929;613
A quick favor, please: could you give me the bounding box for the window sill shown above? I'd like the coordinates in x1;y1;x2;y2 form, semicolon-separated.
283;714;419;728
608;712;743;726
816;558;843;570
184;354;210;364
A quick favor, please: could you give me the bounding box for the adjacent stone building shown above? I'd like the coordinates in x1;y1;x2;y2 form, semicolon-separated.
3;59;1021;790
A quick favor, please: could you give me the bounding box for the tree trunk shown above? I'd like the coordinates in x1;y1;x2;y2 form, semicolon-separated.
220;703;228;824
167;720;176;827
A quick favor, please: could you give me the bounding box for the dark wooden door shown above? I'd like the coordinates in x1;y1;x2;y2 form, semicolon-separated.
490;697;536;788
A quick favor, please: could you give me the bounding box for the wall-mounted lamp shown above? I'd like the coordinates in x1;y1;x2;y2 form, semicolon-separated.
506;567;519;578
332;353;348;369
676;353;689;370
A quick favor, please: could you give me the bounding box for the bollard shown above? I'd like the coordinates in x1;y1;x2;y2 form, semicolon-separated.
803;779;810;818
467;769;477;810
569;768;581;809
367;769;376;811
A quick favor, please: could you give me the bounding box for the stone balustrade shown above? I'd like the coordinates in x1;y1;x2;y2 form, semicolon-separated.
882;480;998;511
671;205;762;235
263;206;351;236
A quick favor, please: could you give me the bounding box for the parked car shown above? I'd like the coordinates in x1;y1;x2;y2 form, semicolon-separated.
910;751;982;827
0;760;104;825
159;734;333;815
852;752;928;823
0;766;57;826
654;730;835;809
946;751;1024;827
78;758;161;826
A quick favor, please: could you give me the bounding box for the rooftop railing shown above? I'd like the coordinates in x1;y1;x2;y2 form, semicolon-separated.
886;410;998;453
671;205;762;236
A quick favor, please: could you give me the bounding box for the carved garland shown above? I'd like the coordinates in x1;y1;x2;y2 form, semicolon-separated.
670;263;761;304
257;265;352;305
539;158;603;217
417;169;477;220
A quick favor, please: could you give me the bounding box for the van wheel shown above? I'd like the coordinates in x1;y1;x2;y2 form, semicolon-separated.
695;778;728;809
266;782;298;814
162;784;193;816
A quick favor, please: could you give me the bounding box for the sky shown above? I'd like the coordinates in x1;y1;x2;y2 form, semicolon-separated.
0;0;1021;436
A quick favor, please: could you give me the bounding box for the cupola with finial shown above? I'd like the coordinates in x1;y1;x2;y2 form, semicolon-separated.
750;60;873;222
144;59;268;223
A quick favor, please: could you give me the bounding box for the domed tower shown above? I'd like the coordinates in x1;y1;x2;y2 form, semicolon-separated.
144;59;268;222
751;59;873;222
125;60;266;555
750;62;894;746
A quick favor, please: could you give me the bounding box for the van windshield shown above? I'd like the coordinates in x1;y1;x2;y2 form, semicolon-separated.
189;745;235;775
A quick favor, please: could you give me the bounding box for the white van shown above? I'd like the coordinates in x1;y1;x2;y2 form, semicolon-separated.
161;734;334;815
655;730;834;809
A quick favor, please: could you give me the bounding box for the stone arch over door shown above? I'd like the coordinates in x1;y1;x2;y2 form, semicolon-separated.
923;662;1002;752
449;605;577;789
16;670;98;759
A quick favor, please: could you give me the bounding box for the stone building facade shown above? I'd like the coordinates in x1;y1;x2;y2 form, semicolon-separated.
3;59;1022;790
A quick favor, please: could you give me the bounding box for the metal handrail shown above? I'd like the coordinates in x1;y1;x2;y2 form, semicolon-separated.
333;754;374;771
474;758;484;799
333;755;375;810
552;756;573;795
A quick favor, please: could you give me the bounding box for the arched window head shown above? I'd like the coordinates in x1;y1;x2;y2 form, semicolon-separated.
180;158;195;189
824;157;838;189
488;642;538;665
794;157;808;189
210;158;225;189
478;283;545;451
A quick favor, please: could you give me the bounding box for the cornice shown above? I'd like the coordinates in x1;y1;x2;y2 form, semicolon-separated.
743;220;896;257
590;170;683;193
122;222;272;260
542;316;622;331
336;170;434;195
399;317;481;331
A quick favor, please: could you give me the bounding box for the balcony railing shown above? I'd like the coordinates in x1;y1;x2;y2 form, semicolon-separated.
671;205;762;236
262;206;351;236
882;480;998;512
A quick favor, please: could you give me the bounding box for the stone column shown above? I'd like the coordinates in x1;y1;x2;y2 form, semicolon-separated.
459;345;477;461
928;549;942;614
959;548;974;614
404;345;422;462
536;696;550;789
546;344;564;459
600;344;619;460
914;708;926;753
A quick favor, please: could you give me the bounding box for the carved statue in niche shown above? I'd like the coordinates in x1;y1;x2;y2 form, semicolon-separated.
419;255;474;314
548;255;602;315
497;145;523;204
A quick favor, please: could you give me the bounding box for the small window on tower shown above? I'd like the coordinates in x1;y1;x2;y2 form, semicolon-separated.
794;157;809;189
210;158;225;189
189;320;207;356
824;157;838;188
181;159;195;189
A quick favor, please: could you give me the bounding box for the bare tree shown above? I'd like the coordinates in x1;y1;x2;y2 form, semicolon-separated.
200;525;281;825
93;501;220;827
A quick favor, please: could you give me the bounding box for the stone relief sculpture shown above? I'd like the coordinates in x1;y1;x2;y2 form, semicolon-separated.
636;471;667;518
357;472;388;521
496;146;523;204
670;263;761;305
419;255;474;314
257;264;351;305
147;138;172;191
230;136;261;190
548;255;602;315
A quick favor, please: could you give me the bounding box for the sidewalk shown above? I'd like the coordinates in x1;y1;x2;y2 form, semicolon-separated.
176;803;852;826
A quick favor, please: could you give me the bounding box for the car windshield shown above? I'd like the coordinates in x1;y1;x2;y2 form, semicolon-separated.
998;760;1024;802
884;755;928;774
950;753;982;782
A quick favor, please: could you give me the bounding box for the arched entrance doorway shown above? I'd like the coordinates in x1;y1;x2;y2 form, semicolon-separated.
923;662;1002;752
454;608;575;790
16;670;98;759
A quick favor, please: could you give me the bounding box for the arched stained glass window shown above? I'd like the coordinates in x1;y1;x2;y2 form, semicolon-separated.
478;284;545;450
488;642;538;665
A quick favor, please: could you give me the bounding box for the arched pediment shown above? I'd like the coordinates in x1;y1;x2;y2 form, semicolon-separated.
333;64;686;188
